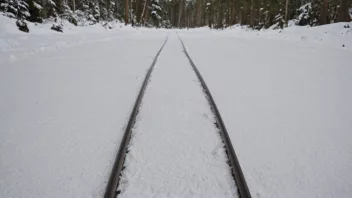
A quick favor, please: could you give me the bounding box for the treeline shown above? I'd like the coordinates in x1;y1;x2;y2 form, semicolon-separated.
0;0;168;27
1;0;351;29
1;0;120;26
171;0;352;29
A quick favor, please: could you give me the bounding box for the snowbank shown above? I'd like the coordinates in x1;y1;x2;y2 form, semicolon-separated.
0;15;163;63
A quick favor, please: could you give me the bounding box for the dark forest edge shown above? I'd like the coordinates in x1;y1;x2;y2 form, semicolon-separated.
1;0;351;33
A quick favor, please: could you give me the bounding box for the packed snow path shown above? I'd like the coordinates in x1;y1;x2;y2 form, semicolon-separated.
117;34;238;198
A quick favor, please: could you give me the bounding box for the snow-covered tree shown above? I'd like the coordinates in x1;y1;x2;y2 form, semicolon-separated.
61;2;78;25
46;0;58;17
0;0;30;19
296;2;312;26
27;0;43;22
1;0;351;28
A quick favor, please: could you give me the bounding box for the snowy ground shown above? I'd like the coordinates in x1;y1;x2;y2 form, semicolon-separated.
0;15;168;198
1;15;352;198
118;35;237;198
179;22;352;198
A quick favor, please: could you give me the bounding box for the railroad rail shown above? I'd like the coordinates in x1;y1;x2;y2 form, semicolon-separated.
104;37;168;198
104;36;251;198
178;35;252;198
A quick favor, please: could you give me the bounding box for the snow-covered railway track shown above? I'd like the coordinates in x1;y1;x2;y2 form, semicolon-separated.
178;36;252;198
104;35;251;198
104;37;168;198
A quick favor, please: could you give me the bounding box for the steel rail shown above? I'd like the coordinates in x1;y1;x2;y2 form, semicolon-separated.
104;37;168;198
178;35;252;198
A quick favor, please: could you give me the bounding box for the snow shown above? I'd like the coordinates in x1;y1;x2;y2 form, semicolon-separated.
152;4;162;11
118;35;237;197
0;15;168;198
1;13;352;198
299;2;311;12
2;11;16;18
0;3;9;8
48;0;56;6
178;23;352;198
0;15;139;62
33;2;43;10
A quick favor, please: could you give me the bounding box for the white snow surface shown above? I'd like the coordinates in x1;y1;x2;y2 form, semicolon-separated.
1;14;352;198
0;15;168;198
118;35;237;198
178;22;352;198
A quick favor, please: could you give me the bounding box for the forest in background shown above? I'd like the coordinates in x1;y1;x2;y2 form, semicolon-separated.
1;0;351;30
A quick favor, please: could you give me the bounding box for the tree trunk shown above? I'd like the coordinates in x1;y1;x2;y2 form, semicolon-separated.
320;0;328;25
208;3;212;28
143;0;151;25
339;0;351;22
125;0;129;25
136;0;141;24
141;0;149;25
115;0;119;17
170;6;174;27
178;0;184;27
173;3;177;27
226;0;230;26
218;0;223;28
250;0;254;26
196;0;202;26
187;8;190;28
230;2;236;25
42;0;47;18
285;0;289;26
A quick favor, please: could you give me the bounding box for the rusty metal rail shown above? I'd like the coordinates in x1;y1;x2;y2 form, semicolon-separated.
178;35;252;198
104;37;168;198
104;35;250;198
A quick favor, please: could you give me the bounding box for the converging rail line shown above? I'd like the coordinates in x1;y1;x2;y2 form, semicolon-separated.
104;35;251;198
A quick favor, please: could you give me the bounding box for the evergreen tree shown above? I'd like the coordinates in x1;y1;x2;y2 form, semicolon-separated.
27;0;43;22
1;0;31;19
1;0;351;28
